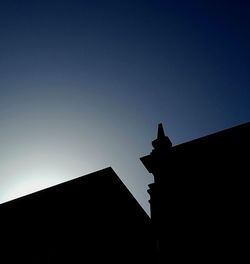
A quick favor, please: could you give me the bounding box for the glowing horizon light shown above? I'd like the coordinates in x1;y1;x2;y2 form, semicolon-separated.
0;172;67;204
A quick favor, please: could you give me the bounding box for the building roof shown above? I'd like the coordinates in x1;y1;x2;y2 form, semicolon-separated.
173;121;250;150
141;122;250;173
1;167;156;263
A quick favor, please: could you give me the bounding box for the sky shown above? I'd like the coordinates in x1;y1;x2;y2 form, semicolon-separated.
0;0;249;214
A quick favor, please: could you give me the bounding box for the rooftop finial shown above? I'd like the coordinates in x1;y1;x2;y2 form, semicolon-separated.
152;123;172;150
157;123;165;139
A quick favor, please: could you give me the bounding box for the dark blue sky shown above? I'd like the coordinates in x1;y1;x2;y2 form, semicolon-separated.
1;0;249;213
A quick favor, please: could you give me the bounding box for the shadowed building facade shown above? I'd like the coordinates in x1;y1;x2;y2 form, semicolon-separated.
140;122;250;263
1;122;249;263
1;167;156;263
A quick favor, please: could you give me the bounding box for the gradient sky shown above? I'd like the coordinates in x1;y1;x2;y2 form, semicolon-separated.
1;0;249;214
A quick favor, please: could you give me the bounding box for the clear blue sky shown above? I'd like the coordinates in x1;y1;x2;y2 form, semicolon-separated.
0;0;249;214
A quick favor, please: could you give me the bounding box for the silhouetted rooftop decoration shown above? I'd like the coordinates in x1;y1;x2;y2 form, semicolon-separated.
152;123;172;150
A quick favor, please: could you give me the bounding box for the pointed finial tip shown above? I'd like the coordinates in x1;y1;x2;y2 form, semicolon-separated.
157;123;165;139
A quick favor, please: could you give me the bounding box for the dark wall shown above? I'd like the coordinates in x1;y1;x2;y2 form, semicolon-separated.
1;168;156;263
143;122;250;263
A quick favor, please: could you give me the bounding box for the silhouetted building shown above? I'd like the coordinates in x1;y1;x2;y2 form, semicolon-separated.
1;167;156;263
140;122;250;263
1;122;249;263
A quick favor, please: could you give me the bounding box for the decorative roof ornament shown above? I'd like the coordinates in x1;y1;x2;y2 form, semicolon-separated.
152;123;172;150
